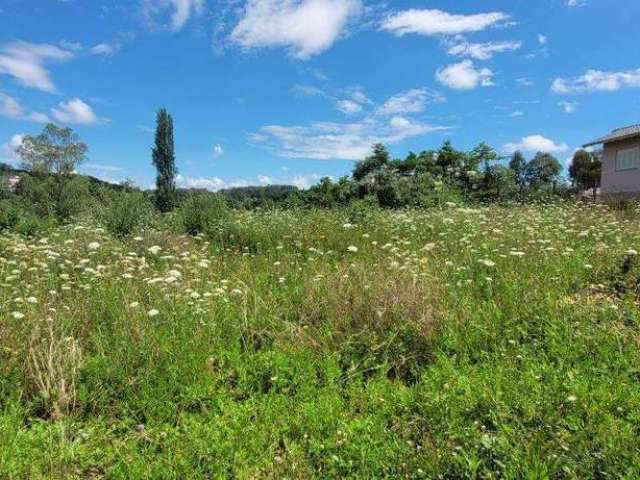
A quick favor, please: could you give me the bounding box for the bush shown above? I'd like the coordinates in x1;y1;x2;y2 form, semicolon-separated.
102;191;153;237
15;214;51;237
0;201;19;231
180;194;230;236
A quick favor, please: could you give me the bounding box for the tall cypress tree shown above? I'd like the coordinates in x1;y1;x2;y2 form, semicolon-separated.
152;108;177;212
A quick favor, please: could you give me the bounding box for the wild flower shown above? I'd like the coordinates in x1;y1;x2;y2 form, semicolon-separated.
479;259;496;268
11;312;25;320
347;246;358;253
87;242;100;251
148;246;162;255
147;309;159;317
26;296;38;304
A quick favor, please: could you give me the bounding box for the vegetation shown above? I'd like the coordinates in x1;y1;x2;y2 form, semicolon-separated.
2;122;634;478
152;108;178;213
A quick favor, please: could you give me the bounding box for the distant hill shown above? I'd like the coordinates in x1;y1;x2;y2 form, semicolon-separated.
0;162;126;191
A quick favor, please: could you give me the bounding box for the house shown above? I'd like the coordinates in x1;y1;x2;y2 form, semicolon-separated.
583;124;640;199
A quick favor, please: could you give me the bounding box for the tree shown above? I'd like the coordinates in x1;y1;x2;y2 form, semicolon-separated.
509;151;528;193
17;123;88;220
352;144;390;181
526;152;562;190
569;149;601;198
18;123;87;176
152;108;177;212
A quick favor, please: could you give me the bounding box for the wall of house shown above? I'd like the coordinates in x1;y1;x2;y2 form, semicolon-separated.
600;137;640;195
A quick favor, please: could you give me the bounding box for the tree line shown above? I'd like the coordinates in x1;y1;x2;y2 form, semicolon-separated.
1;108;603;232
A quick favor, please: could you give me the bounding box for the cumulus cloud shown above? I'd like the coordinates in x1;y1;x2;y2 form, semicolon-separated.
291;173;325;189
552;68;640;93
335;99;362;115
446;40;521;60
0;91;49;123
230;0;362;59
567;0;587;6
90;42;121;56
537;34;547;45
503;135;568;154
0;41;73;92
176;174;226;190
142;0;205;32
1;133;25;164
252;116;449;161
51;98;106;125
377;88;445;116
382;9;509;37
436;60;493;90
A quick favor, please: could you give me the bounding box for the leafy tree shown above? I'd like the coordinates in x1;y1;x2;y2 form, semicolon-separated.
18;124;87;176
472;142;500;172
569;149;602;198
352;144;389;181
509;151;528;193
17;123;88;221
484;165;516;198
526;152;562;189
152;108;178;212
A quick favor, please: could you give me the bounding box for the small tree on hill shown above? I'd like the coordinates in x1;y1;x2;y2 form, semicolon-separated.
17;123;88;220
152;108;177;212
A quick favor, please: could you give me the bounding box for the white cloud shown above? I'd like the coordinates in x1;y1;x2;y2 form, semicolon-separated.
503;135;568;154
567;0;587;7
436;60;493;90
292;173;325;189
0;92;23;119
252;116;449;160
230;0;362;59
0;41;73;92
558;101;578;113
377;88;444;116
537;34;547;45
176;173;225;190
509;110;524;118
382;9;509;37
552;68;640;93
90;42;121;56
447;40;521;60
51;98;106;125
213;143;224;158
336;99;362;115
258;175;272;185
0;91;50;123
1;134;25;164
143;0;205;32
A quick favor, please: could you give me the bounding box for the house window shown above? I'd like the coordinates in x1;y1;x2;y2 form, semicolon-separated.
615;147;640;171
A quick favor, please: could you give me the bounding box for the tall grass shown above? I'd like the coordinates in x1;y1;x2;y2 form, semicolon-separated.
0;201;639;478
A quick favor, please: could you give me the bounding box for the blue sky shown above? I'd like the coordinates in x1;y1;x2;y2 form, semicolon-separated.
1;0;639;190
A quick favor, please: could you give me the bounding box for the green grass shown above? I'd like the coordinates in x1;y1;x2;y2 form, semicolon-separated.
1;202;639;478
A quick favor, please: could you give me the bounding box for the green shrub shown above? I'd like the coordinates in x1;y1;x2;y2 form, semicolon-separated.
102;191;153;237
179;194;230;236
0;202;19;231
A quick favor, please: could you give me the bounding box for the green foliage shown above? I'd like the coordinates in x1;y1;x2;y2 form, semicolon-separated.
1;204;639;477
179;193;230;236
17;123;88;177
102;190;154;237
509;150;528;192
527;152;562;189
569;149;602;195
152;108;177;213
352;143;390;181
0;201;19;231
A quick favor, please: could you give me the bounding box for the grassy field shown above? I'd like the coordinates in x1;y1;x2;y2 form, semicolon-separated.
1;202;639;478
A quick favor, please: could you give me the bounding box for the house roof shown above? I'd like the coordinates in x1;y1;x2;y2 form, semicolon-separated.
583;124;640;147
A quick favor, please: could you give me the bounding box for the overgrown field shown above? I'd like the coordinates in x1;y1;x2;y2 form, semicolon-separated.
1;202;639;478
